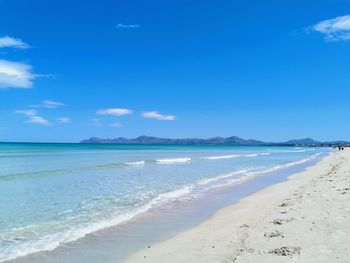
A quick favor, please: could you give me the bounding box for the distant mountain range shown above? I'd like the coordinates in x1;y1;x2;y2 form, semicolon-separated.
80;136;349;146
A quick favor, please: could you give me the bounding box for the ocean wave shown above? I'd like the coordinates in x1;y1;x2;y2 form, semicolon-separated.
0;152;326;262
197;153;324;189
124;161;145;166
0;152;276;180
253;153;323;174
201;154;240;160
0;185;195;262
201;152;270;160
0;161;145;180
155;158;191;164
197;168;259;185
245;153;258;157
245;153;270;157
208;154;322;191
0;163;125;180
0;156;192;180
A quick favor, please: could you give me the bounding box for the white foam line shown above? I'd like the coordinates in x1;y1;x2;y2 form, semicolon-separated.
197;168;260;186
0;185;195;262
156;158;191;164
124;161;145;166
245;154;258;157
201;152;270;160
198;153;324;189
250;153;323;175
201;155;240;160
240;153;271;157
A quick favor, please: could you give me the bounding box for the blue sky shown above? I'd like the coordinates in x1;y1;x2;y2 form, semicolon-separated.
1;0;350;142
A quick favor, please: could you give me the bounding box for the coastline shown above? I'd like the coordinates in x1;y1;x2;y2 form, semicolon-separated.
6;148;328;263
126;149;350;262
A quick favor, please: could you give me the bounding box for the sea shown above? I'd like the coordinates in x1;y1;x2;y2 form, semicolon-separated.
0;143;330;262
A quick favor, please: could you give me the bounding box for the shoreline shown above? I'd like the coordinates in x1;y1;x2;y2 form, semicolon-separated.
7;150;328;263
126;149;349;262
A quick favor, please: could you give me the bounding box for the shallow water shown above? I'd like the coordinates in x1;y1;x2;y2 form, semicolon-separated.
0;143;330;262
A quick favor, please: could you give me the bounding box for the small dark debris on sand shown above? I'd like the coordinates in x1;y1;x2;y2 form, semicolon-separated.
264;230;284;238
269;246;301;257
279;202;289;207
272;218;293;225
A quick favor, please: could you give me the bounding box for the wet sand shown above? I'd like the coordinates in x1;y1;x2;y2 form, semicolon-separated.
126;149;350;262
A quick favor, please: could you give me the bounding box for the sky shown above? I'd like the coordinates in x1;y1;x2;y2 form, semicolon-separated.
1;0;350;143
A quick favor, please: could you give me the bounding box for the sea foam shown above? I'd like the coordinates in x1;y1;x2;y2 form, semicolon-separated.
155;158;191;164
124;161;146;166
201;154;240;160
0;144;329;262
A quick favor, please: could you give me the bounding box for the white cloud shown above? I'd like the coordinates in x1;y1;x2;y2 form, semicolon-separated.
142;111;176;121
0;60;36;89
97;108;133;116
42;100;64;108
15;109;36;116
0;36;30;49
15;109;51;126
310;15;350;41
56;117;71;124
27;115;50;125
30;100;65;108
117;23;140;29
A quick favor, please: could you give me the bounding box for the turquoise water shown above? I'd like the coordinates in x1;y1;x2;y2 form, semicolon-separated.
0;143;330;262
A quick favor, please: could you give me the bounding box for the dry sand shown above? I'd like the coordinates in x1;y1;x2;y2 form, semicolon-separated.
126;149;350;263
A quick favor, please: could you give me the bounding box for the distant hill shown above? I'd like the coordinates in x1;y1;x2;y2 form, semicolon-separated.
80;136;349;146
80;136;265;146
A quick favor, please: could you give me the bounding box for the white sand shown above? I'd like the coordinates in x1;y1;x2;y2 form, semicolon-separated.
126;149;350;262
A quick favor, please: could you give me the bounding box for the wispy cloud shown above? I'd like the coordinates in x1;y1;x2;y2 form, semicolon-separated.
42;100;64;108
15;109;36;116
117;23;140;29
15;109;51;126
0;36;30;49
0;60;37;89
97;108;133;116
56;117;71;124
27;115;51;125
310;15;350;41
31;100;65;109
142;111;176;121
110;122;122;127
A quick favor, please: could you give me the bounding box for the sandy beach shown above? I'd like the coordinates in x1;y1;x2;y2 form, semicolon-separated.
126;149;350;263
